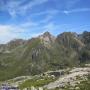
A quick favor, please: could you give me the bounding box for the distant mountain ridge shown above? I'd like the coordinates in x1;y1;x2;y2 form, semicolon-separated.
0;31;90;81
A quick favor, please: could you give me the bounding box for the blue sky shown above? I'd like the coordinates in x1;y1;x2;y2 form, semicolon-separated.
0;0;90;43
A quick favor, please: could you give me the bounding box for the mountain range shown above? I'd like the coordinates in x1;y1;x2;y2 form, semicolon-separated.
0;31;90;81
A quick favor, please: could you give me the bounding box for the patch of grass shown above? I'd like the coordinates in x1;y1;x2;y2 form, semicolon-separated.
76;75;90;90
19;76;56;89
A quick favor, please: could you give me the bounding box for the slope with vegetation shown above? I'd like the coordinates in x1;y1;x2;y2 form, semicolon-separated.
0;31;90;81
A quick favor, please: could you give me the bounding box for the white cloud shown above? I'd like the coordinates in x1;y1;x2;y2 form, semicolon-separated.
0;0;49;17
0;22;47;43
0;25;16;43
32;9;59;16
32;9;59;24
42;23;59;34
0;24;26;43
21;0;48;11
63;10;70;14
63;8;90;15
5;0;24;17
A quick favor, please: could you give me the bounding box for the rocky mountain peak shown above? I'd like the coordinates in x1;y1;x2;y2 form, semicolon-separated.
39;32;56;46
39;31;56;43
56;32;84;50
43;31;51;37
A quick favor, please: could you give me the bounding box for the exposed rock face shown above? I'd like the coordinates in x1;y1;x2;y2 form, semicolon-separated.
39;32;55;47
56;32;84;51
82;31;90;45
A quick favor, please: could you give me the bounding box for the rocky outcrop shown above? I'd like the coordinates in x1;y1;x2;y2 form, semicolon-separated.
44;67;90;89
56;32;84;51
39;32;55;48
